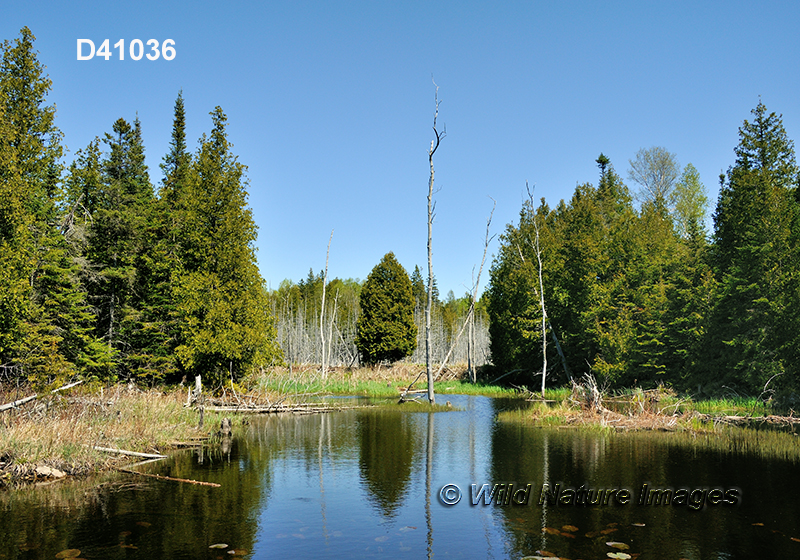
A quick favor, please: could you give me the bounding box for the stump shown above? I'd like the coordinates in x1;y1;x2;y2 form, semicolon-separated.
220;417;232;437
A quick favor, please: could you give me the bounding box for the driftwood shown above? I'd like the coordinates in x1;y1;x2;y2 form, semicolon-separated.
203;403;370;414
701;414;800;430
0;380;84;412
118;468;220;487
93;446;167;459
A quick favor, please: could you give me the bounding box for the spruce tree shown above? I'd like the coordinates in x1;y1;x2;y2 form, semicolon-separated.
356;252;417;364
86;116;154;379
706;101;800;393
0;27;108;382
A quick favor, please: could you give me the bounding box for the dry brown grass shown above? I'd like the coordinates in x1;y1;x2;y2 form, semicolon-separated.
0;384;241;487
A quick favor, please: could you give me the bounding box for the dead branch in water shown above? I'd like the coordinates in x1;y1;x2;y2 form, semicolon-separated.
92;446;167;459
118;468;221;487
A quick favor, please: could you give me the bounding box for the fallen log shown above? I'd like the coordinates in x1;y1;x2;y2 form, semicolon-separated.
0;380;83;412
203;404;373;414
93;446;167;459
118;468;220;487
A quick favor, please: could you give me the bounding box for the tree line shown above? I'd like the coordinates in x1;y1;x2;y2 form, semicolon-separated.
487;102;800;399
6;27;795;398
0;28;280;388
266;261;490;370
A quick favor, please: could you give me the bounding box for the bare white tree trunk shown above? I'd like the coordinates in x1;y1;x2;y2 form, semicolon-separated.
426;80;444;405
527;183;548;397
320;230;333;379
433;200;494;382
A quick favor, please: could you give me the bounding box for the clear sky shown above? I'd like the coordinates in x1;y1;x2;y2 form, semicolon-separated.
3;1;799;297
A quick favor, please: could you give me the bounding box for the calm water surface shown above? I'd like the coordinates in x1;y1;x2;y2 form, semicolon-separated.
2;395;800;559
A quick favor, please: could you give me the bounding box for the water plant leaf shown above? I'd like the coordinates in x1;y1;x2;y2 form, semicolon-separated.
561;525;579;532
209;544;229;549
607;553;631;560
55;550;81;559
606;542;630;550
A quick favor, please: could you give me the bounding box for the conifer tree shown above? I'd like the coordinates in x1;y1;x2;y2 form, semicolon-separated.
0;27;108;382
706;101;800;393
174;107;281;386
356;252;417;364
86;116;154;378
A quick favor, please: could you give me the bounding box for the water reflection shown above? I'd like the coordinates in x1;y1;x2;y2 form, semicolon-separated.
2;395;800;559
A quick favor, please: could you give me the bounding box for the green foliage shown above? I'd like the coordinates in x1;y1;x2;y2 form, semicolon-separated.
673;163;709;239
356;252;417;364
488;156;709;389
0;29;283;388
174;107;281;386
0;27;110;385
703;102;800;394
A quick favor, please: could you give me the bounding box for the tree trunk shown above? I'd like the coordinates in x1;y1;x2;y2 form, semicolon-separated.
426;82;443;406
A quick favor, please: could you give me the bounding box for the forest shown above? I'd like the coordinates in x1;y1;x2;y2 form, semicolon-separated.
487;114;800;400
2;27;799;401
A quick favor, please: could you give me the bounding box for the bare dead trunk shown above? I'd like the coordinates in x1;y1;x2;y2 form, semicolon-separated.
426;81;443;406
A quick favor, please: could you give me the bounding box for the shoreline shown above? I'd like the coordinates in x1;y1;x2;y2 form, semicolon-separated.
3;366;795;488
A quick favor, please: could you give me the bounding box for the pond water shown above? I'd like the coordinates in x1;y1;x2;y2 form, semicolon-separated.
2;395;800;559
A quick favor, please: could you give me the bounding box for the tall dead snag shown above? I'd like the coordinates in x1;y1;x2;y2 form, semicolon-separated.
431;200;495;383
320;230;333;379
469;199;495;382
526;182;547;397
426;81;444;405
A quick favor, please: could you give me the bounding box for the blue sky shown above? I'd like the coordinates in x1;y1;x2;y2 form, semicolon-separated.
4;1;799;296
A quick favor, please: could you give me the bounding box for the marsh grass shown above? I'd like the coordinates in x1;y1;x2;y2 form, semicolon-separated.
0;386;234;486
254;364;519;399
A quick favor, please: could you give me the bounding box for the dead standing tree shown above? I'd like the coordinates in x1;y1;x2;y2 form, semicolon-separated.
522;183;571;397
429;200;494;384
320;230;333;379
426;80;444;405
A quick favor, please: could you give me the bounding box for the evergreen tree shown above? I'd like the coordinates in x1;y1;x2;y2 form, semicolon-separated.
174;107;281;385
84;116;154;379
356;252;417;364
410;265;426;310
123;92;194;384
0;27;108;382
705;101;800;393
